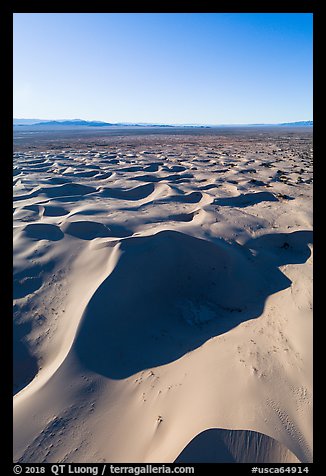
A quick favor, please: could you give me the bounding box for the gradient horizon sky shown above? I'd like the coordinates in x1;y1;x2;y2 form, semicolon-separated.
13;13;313;125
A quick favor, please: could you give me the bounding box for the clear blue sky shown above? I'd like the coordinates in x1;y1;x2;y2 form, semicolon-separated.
13;13;313;125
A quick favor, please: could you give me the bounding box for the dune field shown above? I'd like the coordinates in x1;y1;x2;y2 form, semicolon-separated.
13;128;313;463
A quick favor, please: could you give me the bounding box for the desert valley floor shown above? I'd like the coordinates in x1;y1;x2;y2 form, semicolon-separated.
13;127;313;463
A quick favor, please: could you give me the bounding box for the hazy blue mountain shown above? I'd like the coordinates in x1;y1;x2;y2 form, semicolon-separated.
33;119;114;127
279;121;313;127
13;118;50;125
13;119;175;128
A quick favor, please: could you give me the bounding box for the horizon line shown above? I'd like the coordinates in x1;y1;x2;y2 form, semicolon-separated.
13;118;313;127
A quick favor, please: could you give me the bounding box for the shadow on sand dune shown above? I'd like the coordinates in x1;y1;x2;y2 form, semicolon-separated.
13;319;38;395
174;428;300;463
61;220;132;239
73;229;312;379
245;230;313;265
214;191;278;208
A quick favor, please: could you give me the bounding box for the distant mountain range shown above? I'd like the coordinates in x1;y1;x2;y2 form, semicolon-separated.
35;120;114;127
13;119;177;128
13;119;114;127
279;121;313;127
13;118;313;128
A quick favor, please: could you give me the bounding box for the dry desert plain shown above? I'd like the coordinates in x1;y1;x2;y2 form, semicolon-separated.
13;127;313;463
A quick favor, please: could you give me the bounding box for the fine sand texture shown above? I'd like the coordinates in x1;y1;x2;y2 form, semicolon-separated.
13;129;313;463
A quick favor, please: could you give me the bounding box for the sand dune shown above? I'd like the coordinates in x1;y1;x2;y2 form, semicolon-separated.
175;428;299;463
213;191;279;207
98;183;156;200
13;131;313;463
